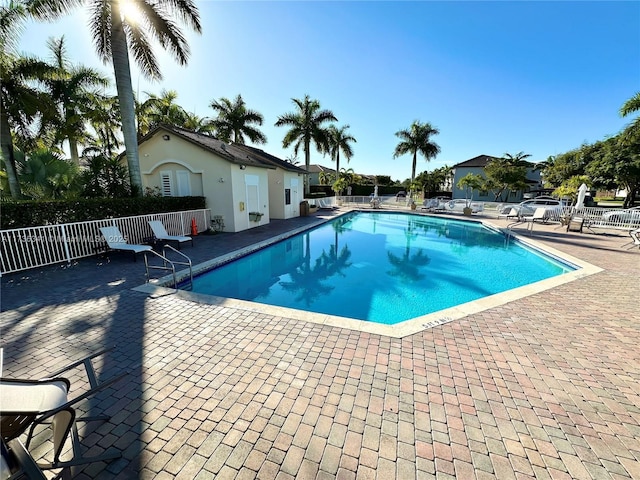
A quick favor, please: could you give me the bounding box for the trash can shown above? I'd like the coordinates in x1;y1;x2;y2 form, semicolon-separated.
300;200;309;217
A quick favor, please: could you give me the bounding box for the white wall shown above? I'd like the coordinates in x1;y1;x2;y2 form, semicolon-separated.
268;170;303;220
138;131;270;232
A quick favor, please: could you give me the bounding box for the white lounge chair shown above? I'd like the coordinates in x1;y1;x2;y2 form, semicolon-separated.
317;198;338;211
99;226;152;261
521;207;548;233
148;220;193;248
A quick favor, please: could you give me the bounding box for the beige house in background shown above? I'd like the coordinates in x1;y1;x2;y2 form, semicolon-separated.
137;125;307;233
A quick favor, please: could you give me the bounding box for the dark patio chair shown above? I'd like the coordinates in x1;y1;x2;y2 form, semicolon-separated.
0;347;127;473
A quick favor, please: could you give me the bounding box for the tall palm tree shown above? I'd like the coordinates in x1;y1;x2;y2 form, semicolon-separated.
326;124;356;176
28;0;202;196
209;94;266;145
1;1;55;198
41;36;110;165
393;121;441;187
275;95;337;195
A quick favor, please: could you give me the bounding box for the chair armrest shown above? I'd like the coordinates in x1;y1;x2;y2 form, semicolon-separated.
0;377;71;392
47;346;116;389
34;371;127;425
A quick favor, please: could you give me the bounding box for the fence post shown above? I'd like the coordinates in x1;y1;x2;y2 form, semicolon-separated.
60;224;72;265
180;212;186;236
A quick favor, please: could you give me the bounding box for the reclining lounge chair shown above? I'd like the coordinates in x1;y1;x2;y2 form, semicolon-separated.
99;225;152;261
148;220;193;249
316;198;338;211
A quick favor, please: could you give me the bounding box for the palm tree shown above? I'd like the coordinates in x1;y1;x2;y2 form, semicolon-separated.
85;93;122;159
140;89;188;132
484;152;531;201
1;1;55;198
503;151;532;164
17;148;81;199
326;124;356;176
41;36;110;165
275;95;337;195
209;94;266;145
318;170;334;186
387;218;431;281
620;92;640;139
393;121;441;189
183;111;215;135
28;0;202;196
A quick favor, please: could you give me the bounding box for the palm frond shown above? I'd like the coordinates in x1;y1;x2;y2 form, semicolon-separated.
137;2;190;66
88;0;111;63
620;92;640;117
161;0;202;32
0;1;28;54
25;0;84;20
124;21;161;79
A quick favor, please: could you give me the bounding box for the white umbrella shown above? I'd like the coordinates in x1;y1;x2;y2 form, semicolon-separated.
575;183;588;209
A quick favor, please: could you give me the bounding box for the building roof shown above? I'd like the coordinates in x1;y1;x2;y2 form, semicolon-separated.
307;164;336;174
235;144;308;174
453;154;537;169
140;125;306;173
452;155;499;168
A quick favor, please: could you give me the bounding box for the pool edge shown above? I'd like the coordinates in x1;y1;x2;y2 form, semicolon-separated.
134;214;603;339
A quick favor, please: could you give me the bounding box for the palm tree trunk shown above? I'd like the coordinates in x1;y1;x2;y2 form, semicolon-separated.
304;139;311;196
0;100;21;198
335;151;340;181
68;136;80;165
411;152;417;183
110;3;143;196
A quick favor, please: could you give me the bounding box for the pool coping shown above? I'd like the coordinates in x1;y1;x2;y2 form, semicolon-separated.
133;213;603;338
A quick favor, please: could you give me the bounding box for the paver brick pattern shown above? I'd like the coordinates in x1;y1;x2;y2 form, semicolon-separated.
1;213;639;479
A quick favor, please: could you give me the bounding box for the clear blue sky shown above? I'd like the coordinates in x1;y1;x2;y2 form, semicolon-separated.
20;1;640;182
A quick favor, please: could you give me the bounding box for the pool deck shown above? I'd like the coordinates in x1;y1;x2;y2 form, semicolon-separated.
1;208;639;479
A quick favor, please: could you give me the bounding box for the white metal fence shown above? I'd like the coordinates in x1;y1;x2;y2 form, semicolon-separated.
512;205;638;230
0;209;211;274
337;196;412;209
338;197;638;231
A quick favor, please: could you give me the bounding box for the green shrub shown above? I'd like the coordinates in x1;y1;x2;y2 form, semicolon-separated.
1;196;206;229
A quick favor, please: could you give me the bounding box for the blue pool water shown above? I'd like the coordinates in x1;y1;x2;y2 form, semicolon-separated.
189;212;575;324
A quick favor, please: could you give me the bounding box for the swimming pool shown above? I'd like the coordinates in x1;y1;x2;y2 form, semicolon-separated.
184;212;578;325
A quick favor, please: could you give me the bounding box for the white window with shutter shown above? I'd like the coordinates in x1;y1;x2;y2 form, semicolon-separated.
160;171;173;196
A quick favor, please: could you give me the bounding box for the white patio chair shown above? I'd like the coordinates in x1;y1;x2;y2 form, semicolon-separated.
148;220;193;249
317;198;337;211
99;226;152;261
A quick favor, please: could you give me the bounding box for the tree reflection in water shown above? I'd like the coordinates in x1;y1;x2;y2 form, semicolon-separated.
386;216;431;280
279;222;353;306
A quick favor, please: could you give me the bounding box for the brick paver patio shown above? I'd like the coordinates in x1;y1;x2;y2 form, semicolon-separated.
1;210;638;479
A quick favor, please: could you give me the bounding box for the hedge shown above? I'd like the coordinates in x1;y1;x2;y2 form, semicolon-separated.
1;196;206;230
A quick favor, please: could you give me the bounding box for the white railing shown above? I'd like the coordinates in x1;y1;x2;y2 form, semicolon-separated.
496;205;638;230
338;196;413;209
0;209;211;274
